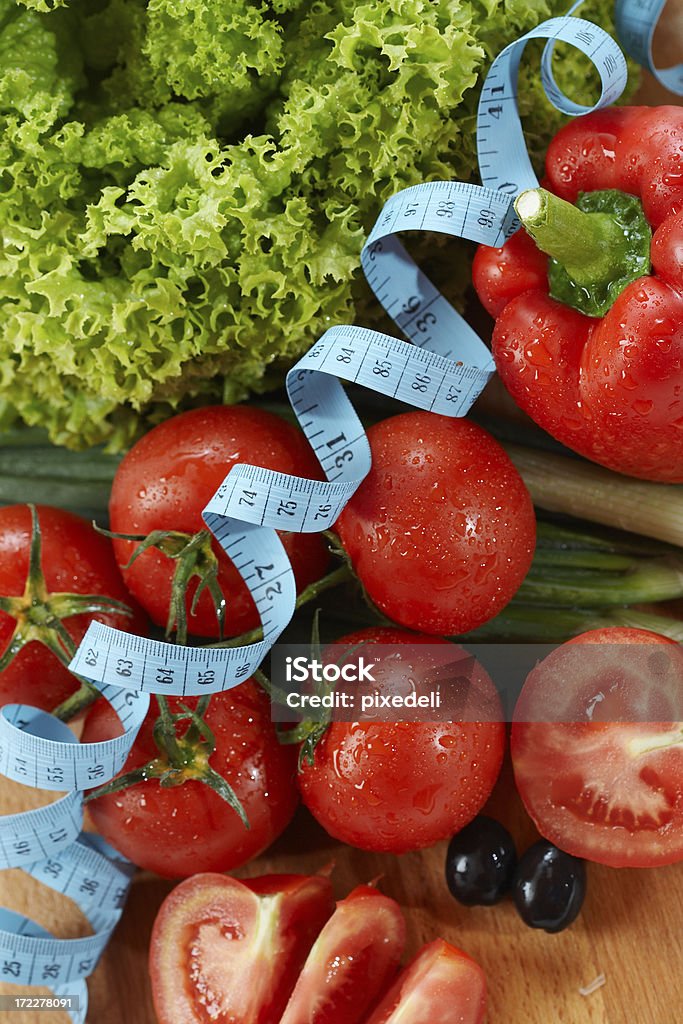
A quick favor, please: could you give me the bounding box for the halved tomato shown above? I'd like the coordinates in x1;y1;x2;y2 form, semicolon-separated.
512;627;683;867
279;884;406;1024
149;873;334;1024
365;939;486;1024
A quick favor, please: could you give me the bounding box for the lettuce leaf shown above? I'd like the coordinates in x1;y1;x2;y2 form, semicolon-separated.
2;0;637;449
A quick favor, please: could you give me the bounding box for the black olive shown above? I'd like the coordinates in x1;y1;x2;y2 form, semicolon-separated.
445;815;517;906
513;840;587;933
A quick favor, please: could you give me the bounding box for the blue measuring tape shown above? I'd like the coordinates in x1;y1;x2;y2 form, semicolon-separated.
616;0;683;95
0;707;146;1021
0;3;677;1017
69;15;629;698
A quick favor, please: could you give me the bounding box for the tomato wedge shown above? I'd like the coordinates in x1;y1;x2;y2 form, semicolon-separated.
279;885;405;1024
365;940;486;1024
149;873;334;1024
512;628;683;867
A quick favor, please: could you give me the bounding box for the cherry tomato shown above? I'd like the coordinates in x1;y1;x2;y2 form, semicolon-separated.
280;885;406;1024
335;412;535;635
150;872;335;1024
298;628;505;853
81;680;299;877
0;504;146;711
109;405;329;638
512;627;683;867
365;939;487;1024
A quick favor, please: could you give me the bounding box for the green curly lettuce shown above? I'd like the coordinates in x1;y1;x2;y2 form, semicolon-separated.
1;0;637;449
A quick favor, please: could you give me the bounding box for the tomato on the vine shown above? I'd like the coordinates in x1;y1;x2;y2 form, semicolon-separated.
512;627;683;868
109;405;329;638
150;872;335;1024
82;679;299;877
0;504;146;711
297;628;505;853
335;411;535;635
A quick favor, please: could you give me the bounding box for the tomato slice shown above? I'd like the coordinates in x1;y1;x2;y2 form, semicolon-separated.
512;628;683;867
149;873;334;1024
365;940;486;1024
279;885;405;1024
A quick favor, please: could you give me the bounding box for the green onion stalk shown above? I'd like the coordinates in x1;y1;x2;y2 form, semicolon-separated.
462;521;683;643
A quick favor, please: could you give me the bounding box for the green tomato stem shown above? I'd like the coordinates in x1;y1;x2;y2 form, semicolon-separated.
154;694;185;764
52;679;101;722
515;187;625;288
207;563;353;649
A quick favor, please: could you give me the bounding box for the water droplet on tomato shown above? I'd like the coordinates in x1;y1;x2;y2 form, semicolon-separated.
524;340;553;367
632;399;653;416
619;371;639;391
412;783;441;815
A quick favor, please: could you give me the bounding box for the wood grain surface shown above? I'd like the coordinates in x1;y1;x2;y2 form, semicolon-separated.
2;754;683;1024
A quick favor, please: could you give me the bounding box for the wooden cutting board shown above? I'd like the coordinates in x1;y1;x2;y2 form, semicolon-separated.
2;752;683;1024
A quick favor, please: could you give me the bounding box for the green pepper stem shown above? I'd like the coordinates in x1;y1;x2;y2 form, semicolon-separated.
515;187;626;289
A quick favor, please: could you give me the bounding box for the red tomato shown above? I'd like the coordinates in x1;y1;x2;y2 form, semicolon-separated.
0;504;146;711
365;940;487;1024
512;627;683;867
81;680;299;877
335;412;535;636
109;406;329;638
298;628;505;853
280;884;406;1024
150;872;334;1024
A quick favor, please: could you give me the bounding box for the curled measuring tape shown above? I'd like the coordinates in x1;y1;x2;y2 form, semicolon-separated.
3;2;672;1013
0;700;146;1021
70;15;627;697
615;0;683;95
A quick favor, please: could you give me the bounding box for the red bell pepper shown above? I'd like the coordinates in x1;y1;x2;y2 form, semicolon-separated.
473;106;683;482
